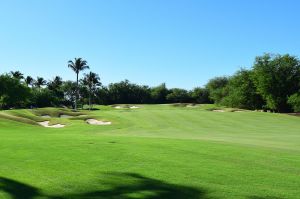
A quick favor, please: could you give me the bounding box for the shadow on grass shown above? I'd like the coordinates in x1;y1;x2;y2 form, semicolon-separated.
0;177;41;199
0;173;209;199
248;196;284;199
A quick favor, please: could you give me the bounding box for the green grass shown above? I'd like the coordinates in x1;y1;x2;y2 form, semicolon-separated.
0;105;300;199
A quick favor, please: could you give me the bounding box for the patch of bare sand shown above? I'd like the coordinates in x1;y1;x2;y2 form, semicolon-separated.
60;114;74;118
86;119;112;125
41;115;51;118
213;109;225;112
186;105;197;108
38;121;65;128
130;106;140;109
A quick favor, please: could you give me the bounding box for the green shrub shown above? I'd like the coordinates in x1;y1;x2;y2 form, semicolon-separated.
288;93;300;112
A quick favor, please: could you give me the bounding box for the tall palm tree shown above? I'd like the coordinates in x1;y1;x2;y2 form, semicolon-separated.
10;71;24;80
25;76;34;87
35;77;47;89
82;72;101;110
68;58;89;110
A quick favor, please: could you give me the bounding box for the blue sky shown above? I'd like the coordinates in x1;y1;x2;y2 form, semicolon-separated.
1;0;300;89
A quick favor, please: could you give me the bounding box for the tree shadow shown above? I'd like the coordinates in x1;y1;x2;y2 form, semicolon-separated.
0;177;40;199
54;172;208;199
1;175;290;199
0;173;209;199
248;196;285;199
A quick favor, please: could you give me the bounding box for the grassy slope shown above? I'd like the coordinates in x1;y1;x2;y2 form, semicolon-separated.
0;105;299;199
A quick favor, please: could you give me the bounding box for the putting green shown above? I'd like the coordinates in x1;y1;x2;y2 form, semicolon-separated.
0;105;299;198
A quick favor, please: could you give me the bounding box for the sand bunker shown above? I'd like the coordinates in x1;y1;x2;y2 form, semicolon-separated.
130;106;139;109
115;106;139;109
86;119;112;125
38;121;65;128
60;114;73;118
213;109;225;112
41;115;51;118
186;105;196;108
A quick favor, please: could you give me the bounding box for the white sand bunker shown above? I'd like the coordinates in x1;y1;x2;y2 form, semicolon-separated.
41;115;51;118
186;105;197;108
114;106;140;109
130;106;139;109
60;114;73;118
38;121;65;128
213;109;225;112
86;119;111;125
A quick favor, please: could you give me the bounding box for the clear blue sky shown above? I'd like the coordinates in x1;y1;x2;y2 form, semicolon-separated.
1;0;300;89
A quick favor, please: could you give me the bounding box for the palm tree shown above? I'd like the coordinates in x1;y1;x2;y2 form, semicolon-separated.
10;71;24;80
25;76;34;87
68;58;89;110
35;77;47;89
48;76;63;91
82;72;101;110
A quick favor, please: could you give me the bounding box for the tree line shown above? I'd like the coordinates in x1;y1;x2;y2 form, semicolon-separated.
0;57;211;110
1;53;300;112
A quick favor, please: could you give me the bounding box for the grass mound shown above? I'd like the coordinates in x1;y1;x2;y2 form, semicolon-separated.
32;108;85;118
0;108;87;126
0;112;38;125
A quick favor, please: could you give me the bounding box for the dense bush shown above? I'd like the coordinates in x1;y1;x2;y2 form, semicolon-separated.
204;54;300;112
205;76;229;104
151;83;169;104
107;80;151;104
60;81;78;108
166;88;191;103
94;87;111;105
190;87;211;104
221;69;264;110
252;54;300;112
288;93;300;112
31;89;58;108
0;74;31;109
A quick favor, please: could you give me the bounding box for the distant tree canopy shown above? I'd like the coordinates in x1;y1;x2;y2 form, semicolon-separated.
105;80;151;104
206;76;229;104
251;54;300;112
288;93;300;112
190;87;211;104
221;69;264;110
205;53;300;112
166;88;191;103
1;53;300;112
151;83;169;104
0;74;31;108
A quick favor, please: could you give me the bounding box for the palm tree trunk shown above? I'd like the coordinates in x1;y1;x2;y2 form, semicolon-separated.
75;72;78;111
